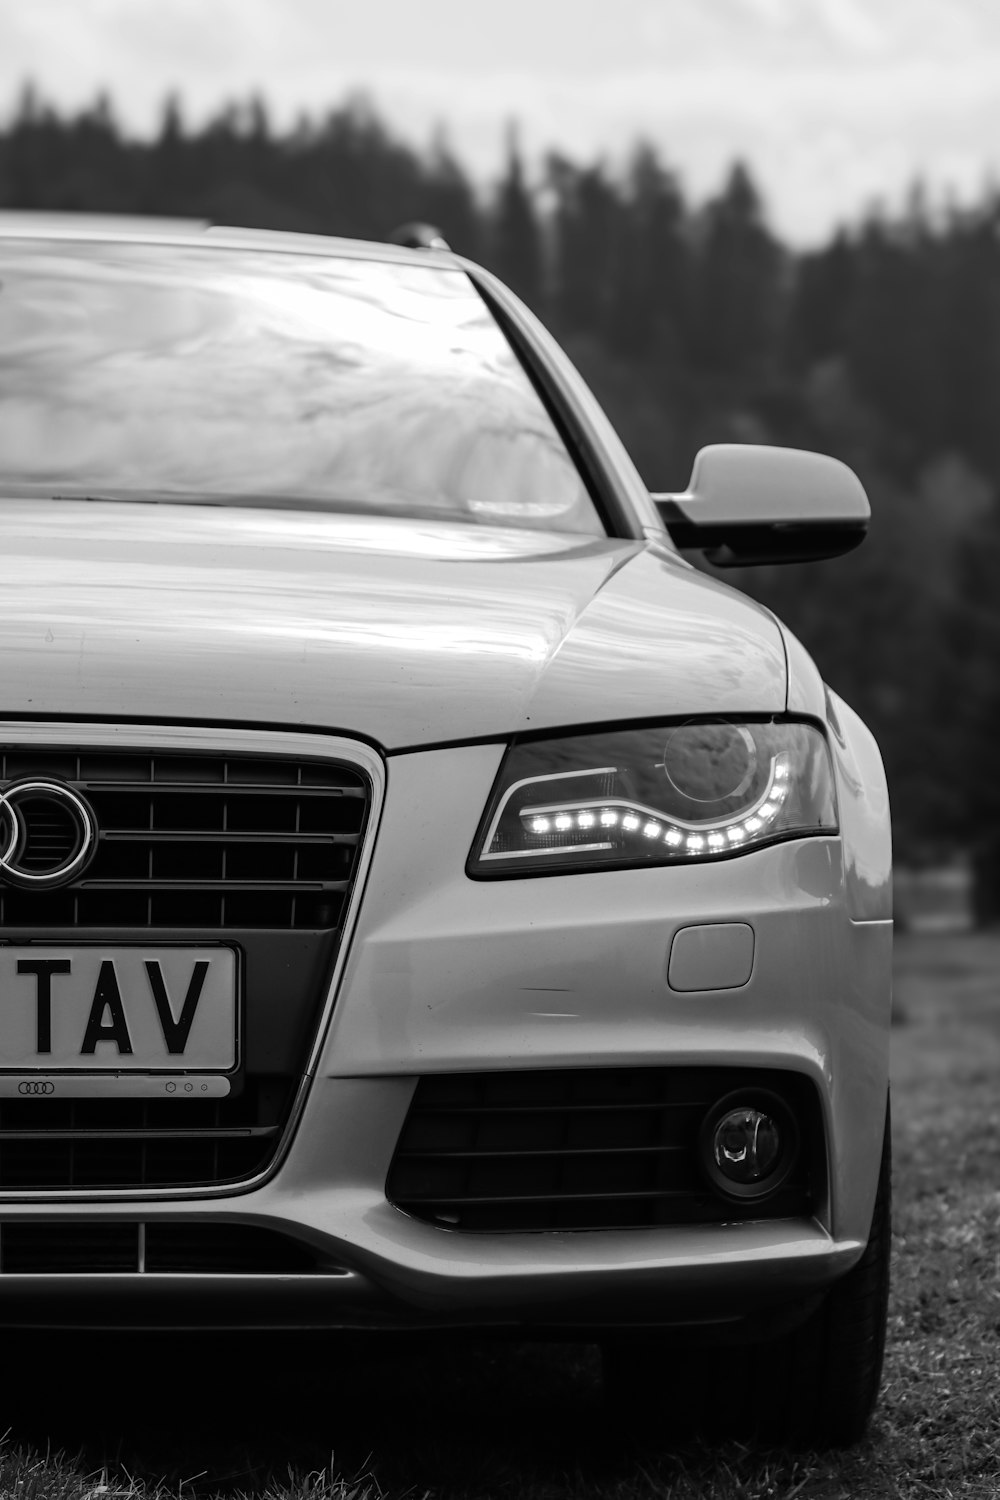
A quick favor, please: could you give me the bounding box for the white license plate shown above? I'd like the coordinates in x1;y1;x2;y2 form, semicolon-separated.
0;946;238;1073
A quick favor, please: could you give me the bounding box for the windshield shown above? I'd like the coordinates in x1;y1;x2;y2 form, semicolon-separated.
0;239;602;535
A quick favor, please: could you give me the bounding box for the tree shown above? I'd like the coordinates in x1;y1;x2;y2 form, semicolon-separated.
690;162;783;380
610;143;690;364
843;214;943;466
491;125;544;309
546;153;621;335
148;92;189;212
422;129;483;260
789;231;855;367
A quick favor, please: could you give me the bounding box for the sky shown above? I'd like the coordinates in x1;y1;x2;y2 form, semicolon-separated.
1;0;998;244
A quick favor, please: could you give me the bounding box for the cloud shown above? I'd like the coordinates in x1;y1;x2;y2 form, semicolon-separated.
1;0;999;241
813;0;887;53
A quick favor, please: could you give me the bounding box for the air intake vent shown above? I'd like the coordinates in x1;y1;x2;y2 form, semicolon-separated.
0;1221;338;1274
387;1068;821;1232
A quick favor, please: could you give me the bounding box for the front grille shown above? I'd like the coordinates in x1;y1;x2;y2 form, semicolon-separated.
0;1221;338;1273
0;744;373;1191
0;750;367;930
387;1068;821;1232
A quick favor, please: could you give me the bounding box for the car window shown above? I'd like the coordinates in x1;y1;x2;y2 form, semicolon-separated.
0;241;603;535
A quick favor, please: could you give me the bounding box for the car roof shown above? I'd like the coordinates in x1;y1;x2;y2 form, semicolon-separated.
0;211;462;269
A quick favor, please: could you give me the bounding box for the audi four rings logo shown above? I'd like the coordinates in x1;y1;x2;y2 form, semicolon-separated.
0;780;98;890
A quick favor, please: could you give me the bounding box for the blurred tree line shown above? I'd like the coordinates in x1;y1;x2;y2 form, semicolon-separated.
2;85;999;895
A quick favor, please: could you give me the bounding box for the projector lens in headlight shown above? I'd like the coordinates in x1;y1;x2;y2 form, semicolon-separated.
469;719;836;875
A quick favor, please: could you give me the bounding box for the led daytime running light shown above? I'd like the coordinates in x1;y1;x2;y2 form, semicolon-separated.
518;753;789;856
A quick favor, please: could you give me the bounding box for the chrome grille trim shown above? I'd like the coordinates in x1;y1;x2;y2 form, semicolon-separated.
0;722;385;1203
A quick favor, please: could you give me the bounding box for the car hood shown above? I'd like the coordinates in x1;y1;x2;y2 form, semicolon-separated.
0;502;786;747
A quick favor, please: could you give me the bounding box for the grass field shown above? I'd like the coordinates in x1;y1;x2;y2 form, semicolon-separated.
1;930;998;1500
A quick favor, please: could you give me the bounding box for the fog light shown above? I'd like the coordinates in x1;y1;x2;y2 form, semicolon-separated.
699;1090;799;1202
713;1107;780;1183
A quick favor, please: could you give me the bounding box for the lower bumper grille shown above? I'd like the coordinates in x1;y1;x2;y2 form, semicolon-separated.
387;1067;822;1232
0;1076;287;1189
0;1221;337;1274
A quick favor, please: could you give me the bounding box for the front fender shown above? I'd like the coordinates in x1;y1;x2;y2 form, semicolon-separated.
782;621;891;923
826;688;892;923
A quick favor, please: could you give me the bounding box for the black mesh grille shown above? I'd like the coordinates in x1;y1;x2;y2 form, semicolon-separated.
10;796;81;873
0;1221;334;1273
2;1221;138;1272
387;1068;821;1232
0;1076;286;1189
0;745;372;1190
0;750;367;931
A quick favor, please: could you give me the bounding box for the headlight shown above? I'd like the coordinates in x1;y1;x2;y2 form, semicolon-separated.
469;719;837;876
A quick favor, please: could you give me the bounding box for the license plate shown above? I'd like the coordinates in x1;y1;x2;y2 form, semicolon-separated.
0;946;238;1074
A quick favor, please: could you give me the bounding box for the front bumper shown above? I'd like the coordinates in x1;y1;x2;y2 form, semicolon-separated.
0;741;892;1331
0;1214;863;1332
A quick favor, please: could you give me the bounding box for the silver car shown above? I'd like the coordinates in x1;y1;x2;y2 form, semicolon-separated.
0;214;891;1447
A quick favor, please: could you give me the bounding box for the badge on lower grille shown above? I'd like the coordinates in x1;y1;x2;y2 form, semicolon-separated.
0;1075;232;1097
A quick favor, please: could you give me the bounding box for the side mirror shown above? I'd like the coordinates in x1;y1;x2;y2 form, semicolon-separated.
653;444;869;566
